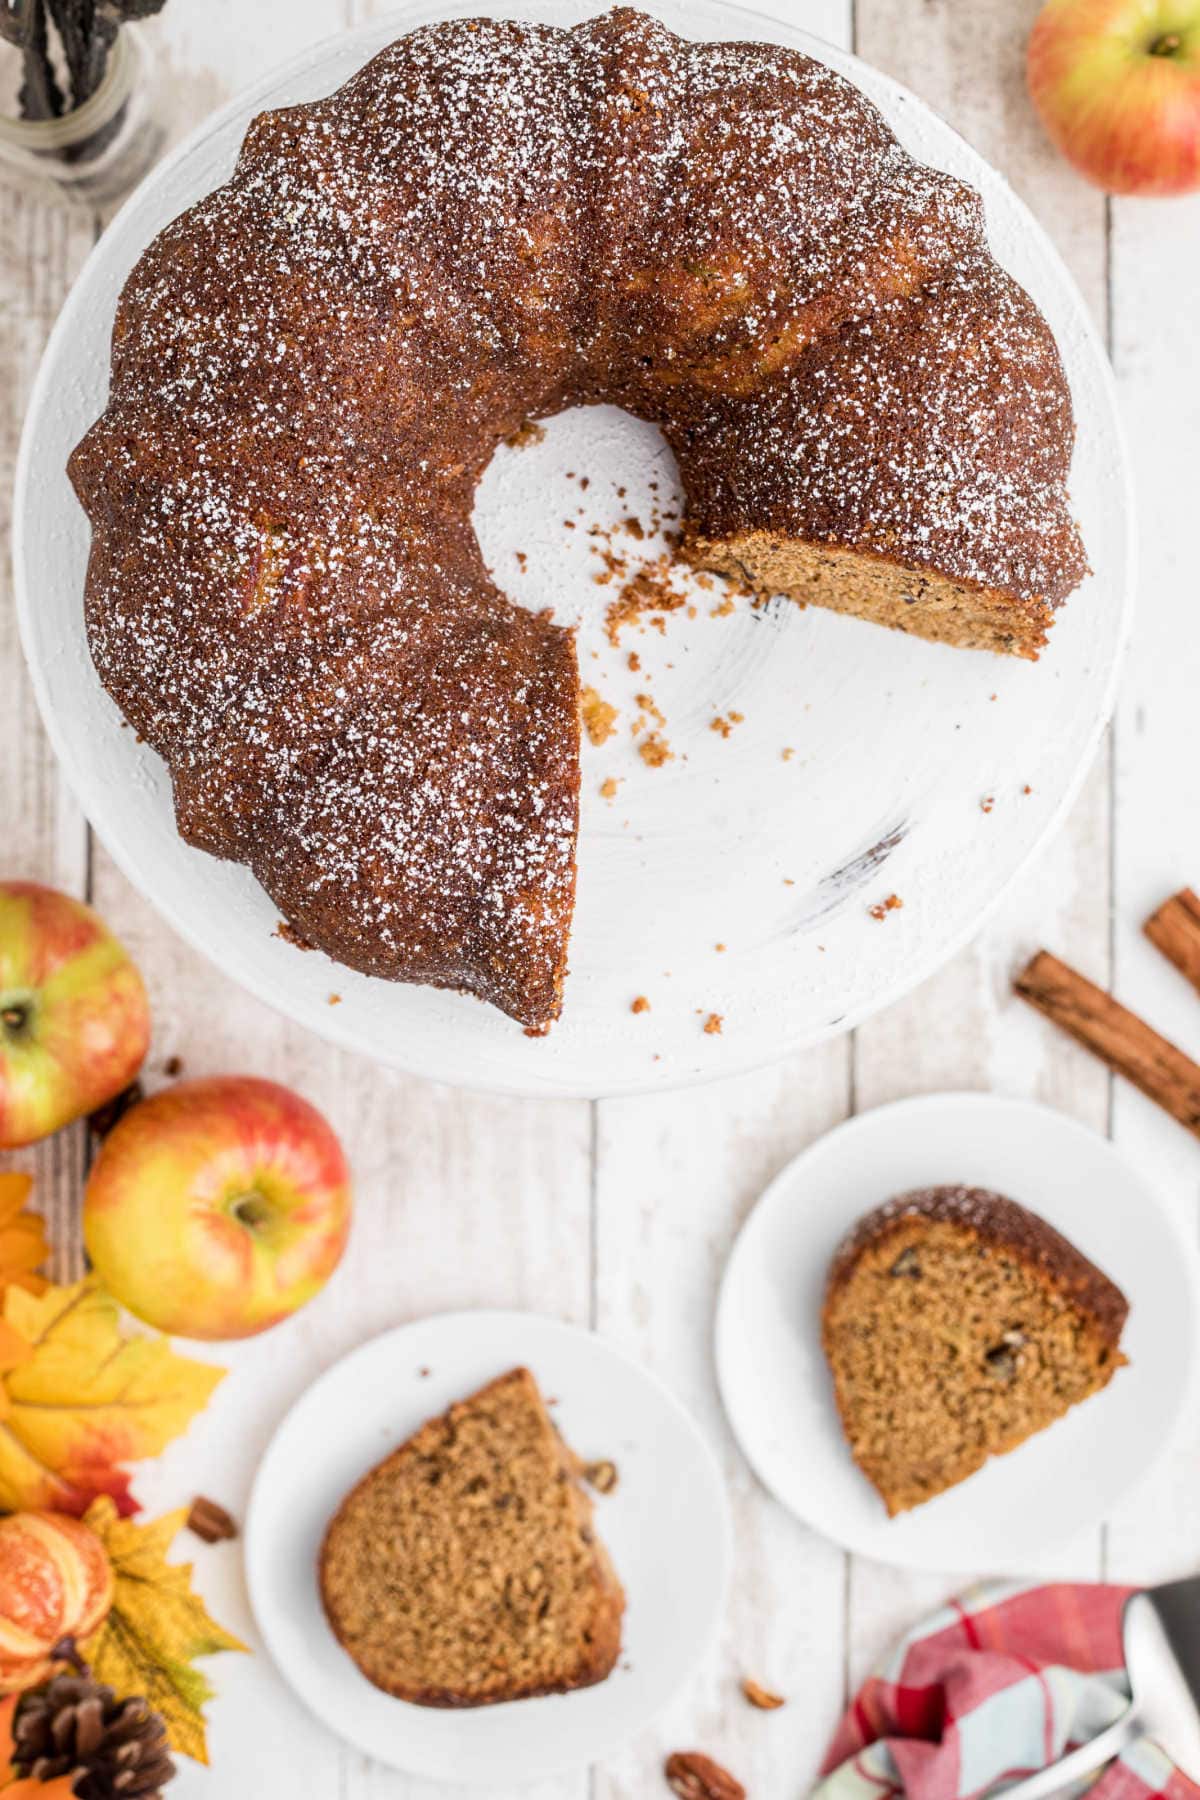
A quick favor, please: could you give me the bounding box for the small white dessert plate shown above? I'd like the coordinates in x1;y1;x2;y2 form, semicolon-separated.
715;1092;1197;1573
245;1310;731;1784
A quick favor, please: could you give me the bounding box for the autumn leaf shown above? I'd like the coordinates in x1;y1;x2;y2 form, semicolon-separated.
81;1499;248;1764
0;1280;224;1517
0;1177;47;1299
0;1694;75;1798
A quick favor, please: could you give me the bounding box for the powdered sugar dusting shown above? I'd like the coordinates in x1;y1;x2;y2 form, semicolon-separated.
68;6;1084;1030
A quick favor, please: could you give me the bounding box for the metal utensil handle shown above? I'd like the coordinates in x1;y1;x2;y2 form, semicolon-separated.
995;1713;1137;1800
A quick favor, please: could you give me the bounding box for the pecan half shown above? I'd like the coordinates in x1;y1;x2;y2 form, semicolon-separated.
664;1751;746;1800
742;1675;785;1710
186;1495;238;1543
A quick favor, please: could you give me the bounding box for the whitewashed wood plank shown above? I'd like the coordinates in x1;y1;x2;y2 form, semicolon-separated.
0;184;98;1271
1104;189;1200;1592
593;1050;853;1797
848;0;1113;1694
581;0;857;1780
65;2;592;1795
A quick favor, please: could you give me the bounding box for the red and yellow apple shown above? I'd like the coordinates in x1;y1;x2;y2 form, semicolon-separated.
0;1511;113;1693
0;882;149;1150
84;1075;351;1340
1028;0;1200;194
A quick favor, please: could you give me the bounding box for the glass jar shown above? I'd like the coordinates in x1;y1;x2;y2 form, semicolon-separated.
0;25;164;211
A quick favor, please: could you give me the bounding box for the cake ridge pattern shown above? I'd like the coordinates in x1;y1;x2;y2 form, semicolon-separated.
70;7;1087;1031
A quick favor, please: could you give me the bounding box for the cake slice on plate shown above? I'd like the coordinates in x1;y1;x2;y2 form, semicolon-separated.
821;1186;1128;1515
319;1367;624;1705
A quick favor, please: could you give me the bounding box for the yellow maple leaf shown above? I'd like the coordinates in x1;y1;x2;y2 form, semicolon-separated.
0;1694;76;1798
81;1499;248;1764
0;1176;48;1299
0;1279;224;1517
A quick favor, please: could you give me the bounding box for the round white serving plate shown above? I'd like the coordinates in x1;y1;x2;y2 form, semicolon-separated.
715;1093;1197;1573
15;0;1134;1099
244;1310;730;1784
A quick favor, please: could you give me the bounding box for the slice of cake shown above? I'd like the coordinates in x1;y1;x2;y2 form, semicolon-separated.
319;1367;624;1706
821;1186;1128;1515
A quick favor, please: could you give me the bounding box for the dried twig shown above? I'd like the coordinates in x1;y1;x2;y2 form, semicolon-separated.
16;0;65;121
4;0;167;120
0;0;36;50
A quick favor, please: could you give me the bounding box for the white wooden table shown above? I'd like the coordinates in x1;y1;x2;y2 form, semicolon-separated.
3;2;1198;1795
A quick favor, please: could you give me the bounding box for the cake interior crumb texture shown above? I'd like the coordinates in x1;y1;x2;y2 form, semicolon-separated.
319;1367;624;1706
690;531;1055;660
821;1186;1129;1515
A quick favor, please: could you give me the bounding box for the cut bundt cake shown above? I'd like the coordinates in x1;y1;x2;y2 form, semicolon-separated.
821;1187;1128;1515
318;1368;624;1706
69;8;1087;1031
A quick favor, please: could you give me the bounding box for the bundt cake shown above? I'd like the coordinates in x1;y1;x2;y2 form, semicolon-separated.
69;8;1087;1033
821;1186;1128;1514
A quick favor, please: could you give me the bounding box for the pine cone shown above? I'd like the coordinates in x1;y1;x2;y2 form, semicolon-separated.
13;1673;175;1799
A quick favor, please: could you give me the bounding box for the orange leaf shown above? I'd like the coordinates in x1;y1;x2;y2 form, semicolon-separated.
0;1179;47;1299
0;1694;76;1797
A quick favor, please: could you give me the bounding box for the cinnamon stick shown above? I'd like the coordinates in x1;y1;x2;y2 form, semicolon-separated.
1014;950;1200;1141
1145;889;1200;999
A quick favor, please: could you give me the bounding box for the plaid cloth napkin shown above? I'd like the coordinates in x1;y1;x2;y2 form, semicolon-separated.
815;1581;1200;1800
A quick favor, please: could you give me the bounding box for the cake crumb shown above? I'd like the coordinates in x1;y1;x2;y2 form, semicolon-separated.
710;710;744;739
583;1459;619;1494
702;1012;724;1035
710;595;736;617
276;919;314;951
980;795;995;814
742;1676;786;1711
600;777;621;800
638;732;673;768
581;686;619;747
505;420;544;449
715;943;727;953
628;651;641;672
606;555;689;644
869;894;904;920
630;995;651;1015
1023;783;1033;795
781;747;795;761
635;691;665;728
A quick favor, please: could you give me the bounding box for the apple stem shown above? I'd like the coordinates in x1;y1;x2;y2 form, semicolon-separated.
49;1636;87;1676
0;1005;27;1035
231;1192;272;1231
1150;30;1182;54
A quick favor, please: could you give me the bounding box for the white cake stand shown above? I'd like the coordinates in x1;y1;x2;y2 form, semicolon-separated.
14;0;1134;1098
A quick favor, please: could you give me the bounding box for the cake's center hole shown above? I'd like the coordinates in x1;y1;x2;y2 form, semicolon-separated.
473;404;685;632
